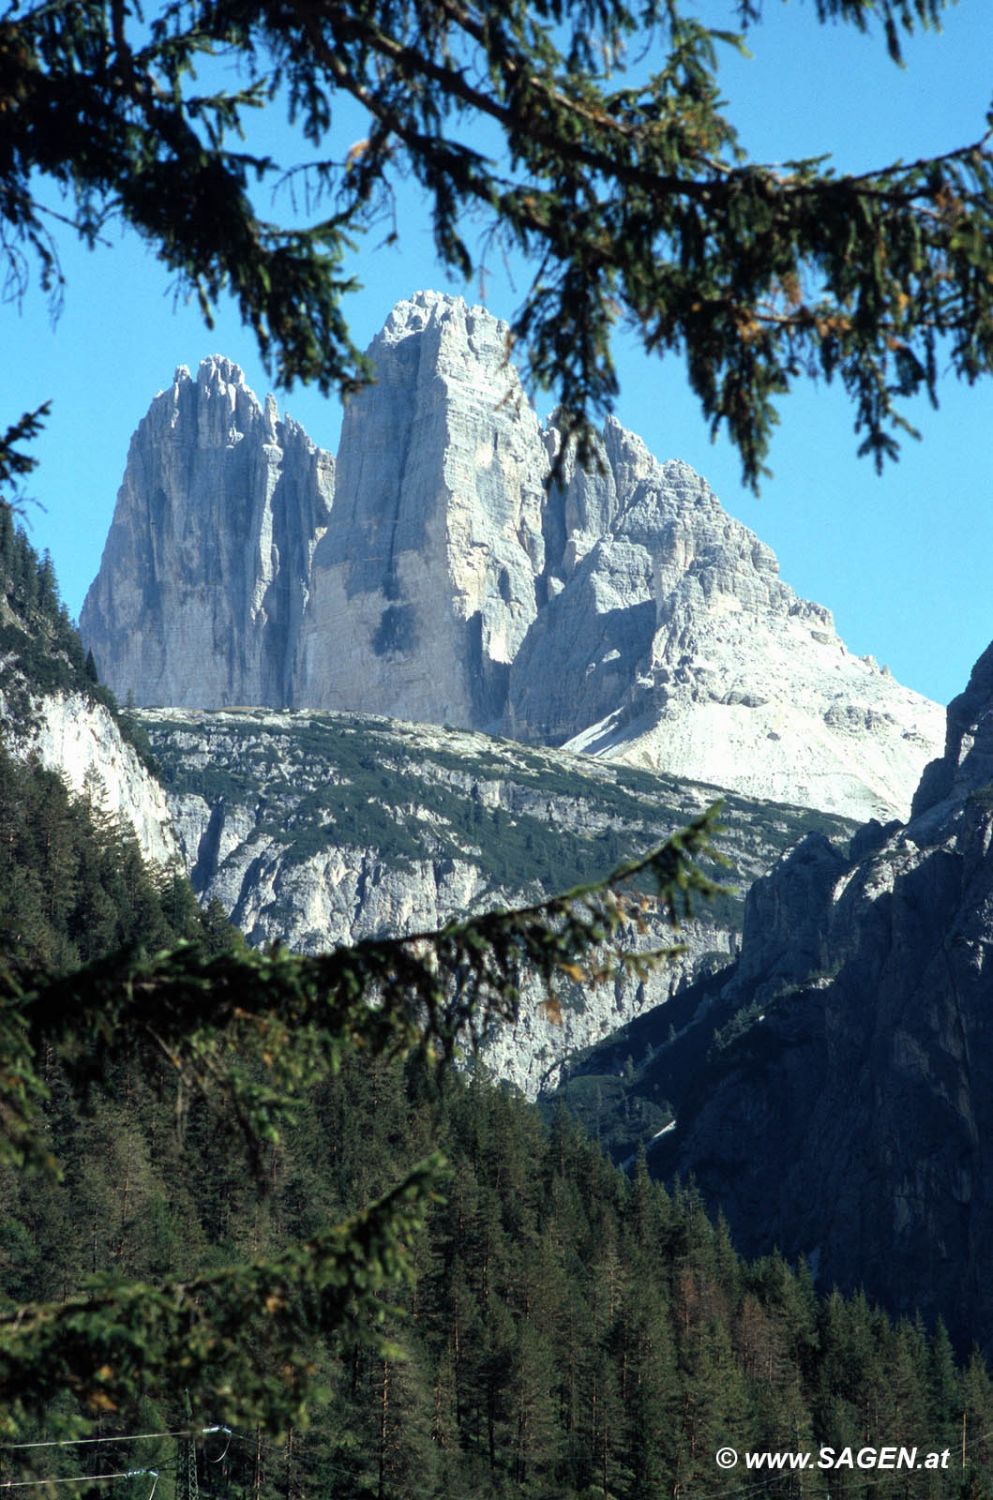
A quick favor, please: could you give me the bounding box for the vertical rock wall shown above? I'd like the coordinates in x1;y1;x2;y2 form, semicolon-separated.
80;358;333;707
294;292;548;727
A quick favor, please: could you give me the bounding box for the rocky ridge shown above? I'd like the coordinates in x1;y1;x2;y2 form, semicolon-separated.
139;706;857;1096
615;639;993;1353
512;422;939;820
82;292;942;823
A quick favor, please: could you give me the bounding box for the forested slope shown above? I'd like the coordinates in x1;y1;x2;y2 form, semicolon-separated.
2;517;990;1500
0;516;233;975
3;1053;990;1500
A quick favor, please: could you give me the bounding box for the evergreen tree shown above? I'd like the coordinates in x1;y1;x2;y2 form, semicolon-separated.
1;3;992;488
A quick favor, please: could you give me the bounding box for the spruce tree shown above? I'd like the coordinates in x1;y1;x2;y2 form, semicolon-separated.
1;2;992;487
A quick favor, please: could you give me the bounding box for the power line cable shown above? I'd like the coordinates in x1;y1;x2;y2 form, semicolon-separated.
3;1432;228;1454
1;1471;158;1490
3;1438;183;1453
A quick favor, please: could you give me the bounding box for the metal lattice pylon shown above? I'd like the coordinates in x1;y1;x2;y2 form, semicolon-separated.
176;1396;199;1500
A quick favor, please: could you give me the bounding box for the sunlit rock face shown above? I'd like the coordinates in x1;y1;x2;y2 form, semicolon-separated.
0;684;179;868
294;292;548;728
509;421;943;824
82;293;942;821
80;356;334;708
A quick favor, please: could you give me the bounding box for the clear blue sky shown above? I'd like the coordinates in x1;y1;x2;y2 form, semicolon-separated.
4;0;991;708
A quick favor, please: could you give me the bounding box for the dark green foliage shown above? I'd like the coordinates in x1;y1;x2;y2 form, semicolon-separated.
1;1056;988;1497
1;0;991;483
0;743;227;979
0;405;49;512
0;513;236;979
0;513;104;728
0;804;723;1427
0;1154;444;1436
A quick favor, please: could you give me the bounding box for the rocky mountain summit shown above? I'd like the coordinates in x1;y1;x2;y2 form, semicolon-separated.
510;424;939;820
295;296;547;727
622;639;993;1352
80;356;334;709
139;706;856;1096
82;291;942;821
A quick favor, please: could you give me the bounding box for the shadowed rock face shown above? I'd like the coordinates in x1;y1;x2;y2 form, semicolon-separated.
80;357;334;708
654;641;993;1353
81;292;942;821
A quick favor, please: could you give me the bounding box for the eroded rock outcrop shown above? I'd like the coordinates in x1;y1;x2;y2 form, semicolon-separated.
0;685;179;868
140;706;857;1096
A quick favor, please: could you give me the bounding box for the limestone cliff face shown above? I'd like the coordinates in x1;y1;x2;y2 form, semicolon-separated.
140;706;856;1096
80;357;333;707
22;692;179;866
0;668;178;868
82;294;942;820
650;639;993;1352
511;423;942;823
294;292;547;727
0;572;180;866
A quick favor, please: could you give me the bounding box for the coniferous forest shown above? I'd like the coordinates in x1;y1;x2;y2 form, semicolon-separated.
0;510;234;976
5;1044;993;1500
3;522;993;1500
7;1049;993;1500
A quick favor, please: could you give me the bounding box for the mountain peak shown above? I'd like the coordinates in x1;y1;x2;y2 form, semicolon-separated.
196;352;254;390
80;361;333;708
81;295;942;819
381;290;509;342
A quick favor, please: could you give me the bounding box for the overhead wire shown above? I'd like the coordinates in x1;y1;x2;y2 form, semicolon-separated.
0;1472;159;1491
0;1425;233;1500
3;1435;207;1453
203;1434;232;1467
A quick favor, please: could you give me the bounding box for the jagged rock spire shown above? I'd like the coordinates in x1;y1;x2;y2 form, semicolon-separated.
80;358;334;708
